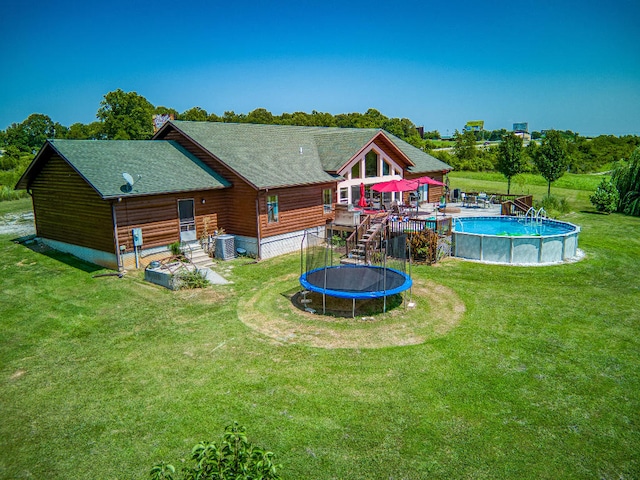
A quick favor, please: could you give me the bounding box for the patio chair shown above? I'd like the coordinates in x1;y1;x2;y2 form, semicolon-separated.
465;195;477;207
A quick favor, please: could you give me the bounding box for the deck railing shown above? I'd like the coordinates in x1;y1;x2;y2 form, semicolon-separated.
500;195;533;216
387;216;452;236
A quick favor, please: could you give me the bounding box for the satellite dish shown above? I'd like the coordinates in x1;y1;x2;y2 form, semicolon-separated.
122;172;135;187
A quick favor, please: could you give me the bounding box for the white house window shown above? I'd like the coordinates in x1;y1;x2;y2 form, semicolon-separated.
382;160;390;176
339;187;348;203
267;195;279;223
323;188;333;213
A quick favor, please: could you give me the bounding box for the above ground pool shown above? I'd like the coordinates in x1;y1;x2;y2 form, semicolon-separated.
452;216;580;264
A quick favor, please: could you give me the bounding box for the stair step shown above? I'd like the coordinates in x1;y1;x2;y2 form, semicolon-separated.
185;244;215;269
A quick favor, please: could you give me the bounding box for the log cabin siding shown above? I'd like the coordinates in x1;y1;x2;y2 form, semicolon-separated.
115;189;226;251
160;128;340;241
259;183;335;237
159;129;258;237
405;173;446;203
30;156;115;253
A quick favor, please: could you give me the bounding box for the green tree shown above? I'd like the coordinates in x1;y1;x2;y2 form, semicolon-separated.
207;112;222;122
382;117;418;139
453;129;478;167
334;112;360;128
488;128;508;141
222;111;246;123
533;130;570;195
309;110;336;127
245;108;274;124
496;132;524;194
0;145;23;171
611;146;640;216
180;106;208;122
3;113;56;152
357;108;387;128
590;178;619;213
423;130;441;140
97;89;155;139
65;122;104;139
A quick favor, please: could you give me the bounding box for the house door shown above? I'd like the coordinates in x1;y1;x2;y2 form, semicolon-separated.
178;199;196;242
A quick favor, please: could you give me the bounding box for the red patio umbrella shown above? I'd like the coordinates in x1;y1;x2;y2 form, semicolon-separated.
408;176;446;214
358;182;367;207
411;175;445;186
371;178;418;193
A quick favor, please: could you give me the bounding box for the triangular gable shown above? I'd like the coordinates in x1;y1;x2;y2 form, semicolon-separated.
332;131;416;177
14;142;91;193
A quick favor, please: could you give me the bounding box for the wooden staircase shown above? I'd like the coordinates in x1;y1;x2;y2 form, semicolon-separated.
342;213;387;264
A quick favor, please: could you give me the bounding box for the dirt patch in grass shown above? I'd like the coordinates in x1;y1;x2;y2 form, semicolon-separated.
237;273;465;349
175;287;228;304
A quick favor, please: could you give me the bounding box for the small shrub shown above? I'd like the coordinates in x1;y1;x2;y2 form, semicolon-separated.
590;178;619;213
331;234;346;247
173;268;209;290
0;186;29;201
535;194;570;217
151;422;282;480
169;241;182;257
407;229;440;264
611;146;640;216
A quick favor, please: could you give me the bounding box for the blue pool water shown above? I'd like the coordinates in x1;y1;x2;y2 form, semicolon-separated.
454;216;576;236
452;216;581;264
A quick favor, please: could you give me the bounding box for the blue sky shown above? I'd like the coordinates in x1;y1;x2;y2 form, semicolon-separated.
2;0;639;136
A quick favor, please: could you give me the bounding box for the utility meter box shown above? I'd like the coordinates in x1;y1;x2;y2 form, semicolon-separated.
132;228;143;247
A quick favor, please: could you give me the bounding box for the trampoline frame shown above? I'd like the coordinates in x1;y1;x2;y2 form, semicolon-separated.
300;264;412;300
299;226;413;317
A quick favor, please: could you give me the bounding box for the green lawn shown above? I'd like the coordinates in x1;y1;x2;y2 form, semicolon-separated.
1;185;639;479
448;171;605;211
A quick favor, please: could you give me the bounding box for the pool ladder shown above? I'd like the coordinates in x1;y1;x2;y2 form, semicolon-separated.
523;207;547;226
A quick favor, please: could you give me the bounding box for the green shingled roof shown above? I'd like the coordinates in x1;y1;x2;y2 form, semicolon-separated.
169;122;339;189
40;139;229;198
168;121;451;188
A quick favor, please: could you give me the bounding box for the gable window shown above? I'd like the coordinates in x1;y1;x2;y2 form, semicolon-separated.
365;150;378;177
323;188;333;213
382;160;390;176
351;161;360;179
267;195;279;223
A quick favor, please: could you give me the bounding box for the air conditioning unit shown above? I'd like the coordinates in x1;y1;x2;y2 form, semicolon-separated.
215;234;235;260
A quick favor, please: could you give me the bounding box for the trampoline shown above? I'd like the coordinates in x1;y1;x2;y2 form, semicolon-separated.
300;264;412;300
299;226;413;316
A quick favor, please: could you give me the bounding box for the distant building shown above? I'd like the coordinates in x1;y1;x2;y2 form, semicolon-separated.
513;122;531;142
463;120;484;132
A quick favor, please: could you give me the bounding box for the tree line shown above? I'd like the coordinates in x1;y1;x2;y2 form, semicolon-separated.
434;128;640;175
1;89;639;204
